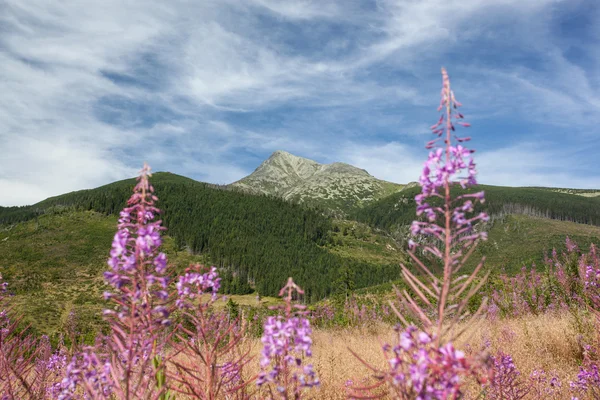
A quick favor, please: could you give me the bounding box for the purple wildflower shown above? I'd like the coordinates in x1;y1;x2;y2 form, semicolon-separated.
104;164;170;323
412;68;488;249
583;262;600;308
258;278;319;398
33;337;69;399
175;265;221;309
570;345;600;399
484;351;529;399
352;69;492;399
396;68;490;344
376;325;475;399
570;363;599;394
530;369;562;398
58;350;114;400
103;164;171;326
61;164;174;399
169;265;253;399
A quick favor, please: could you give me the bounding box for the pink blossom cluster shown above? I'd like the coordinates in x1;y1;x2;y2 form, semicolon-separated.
570;346;600;399
490;238;600;318
411;68;488;251
529;369;562;398
380;325;475;399
347;68;493;399
175;265;221;309
58;350;113;400
36;337;68;399
258;278;319;398
311;296;395;328
58;164;174;399
169;263;251;399
484;351;529;399
583;262;600;308
490;265;566;317
258;316;318;388
0;275;8;335
104;164;170;326
570;363;599;397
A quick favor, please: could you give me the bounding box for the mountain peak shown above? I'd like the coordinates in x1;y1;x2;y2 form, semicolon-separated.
270;149;294;158
230;151;403;214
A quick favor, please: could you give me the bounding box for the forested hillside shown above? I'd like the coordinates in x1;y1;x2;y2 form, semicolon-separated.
0;173;399;300
4;172;600;336
354;184;600;231
352;184;600;273
4;173;600;305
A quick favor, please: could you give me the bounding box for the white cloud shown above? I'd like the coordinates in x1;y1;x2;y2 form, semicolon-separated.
336;141;423;184
0;180;52;207
244;0;343;20
332;139;600;190
477;143;600;189
1;134;135;206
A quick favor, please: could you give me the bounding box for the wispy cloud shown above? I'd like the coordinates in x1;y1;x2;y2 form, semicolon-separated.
1;0;598;205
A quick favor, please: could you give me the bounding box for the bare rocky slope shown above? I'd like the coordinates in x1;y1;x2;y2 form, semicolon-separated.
229;150;404;214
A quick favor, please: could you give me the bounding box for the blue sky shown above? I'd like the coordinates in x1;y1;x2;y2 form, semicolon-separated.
1;0;599;205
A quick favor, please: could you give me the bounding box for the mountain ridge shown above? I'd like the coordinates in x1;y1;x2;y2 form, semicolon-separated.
229;150;404;214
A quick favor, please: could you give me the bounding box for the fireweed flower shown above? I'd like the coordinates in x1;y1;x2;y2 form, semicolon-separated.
397;68;490;340
583;261;600;308
169;264;253;399
175;265;221;309
258;278;319;398
483;351;529;399
29;334;70;399
350;324;488;399
104;163;171;321
45;350;68;399
58;350;113;400
352;69;491;399
570;364;600;396
570;346;600;399
0;274;8;333
1;275;52;398
60;164;173;400
411;68;488;251
104;164;170;319
379;325;472;399
529;369;562;398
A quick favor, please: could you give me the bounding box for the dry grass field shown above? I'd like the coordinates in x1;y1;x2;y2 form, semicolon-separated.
235;311;597;399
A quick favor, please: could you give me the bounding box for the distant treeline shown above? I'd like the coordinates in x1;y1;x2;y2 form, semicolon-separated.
0;173;399;300
354;184;600;231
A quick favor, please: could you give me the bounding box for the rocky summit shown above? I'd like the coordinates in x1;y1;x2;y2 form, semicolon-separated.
229;150;403;214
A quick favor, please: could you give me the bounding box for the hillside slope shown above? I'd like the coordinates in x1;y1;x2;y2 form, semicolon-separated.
0;173;401;301
3;171;600;335
0;211;209;336
354;184;600;230
354;183;600;273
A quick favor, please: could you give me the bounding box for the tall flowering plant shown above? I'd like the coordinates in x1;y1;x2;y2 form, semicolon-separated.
483;351;529;399
0;276;67;398
169;264;254;399
570;243;600;399
351;68;490;399
403;67;490;342
59;164;172;400
581;243;600;311
257;278;319;399
0;275;40;398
